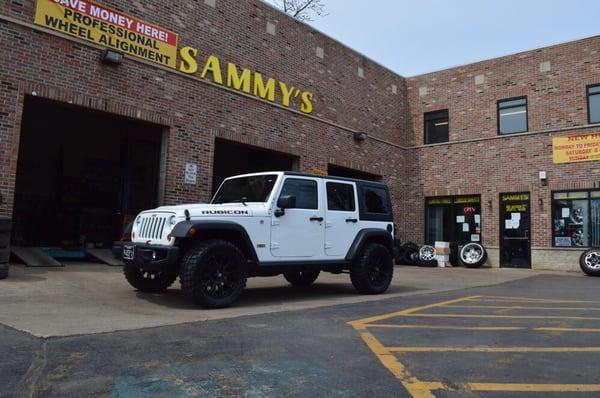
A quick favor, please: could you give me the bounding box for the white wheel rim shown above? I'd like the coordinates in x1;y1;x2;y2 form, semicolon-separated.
585;252;600;270
420;246;436;261
461;244;483;264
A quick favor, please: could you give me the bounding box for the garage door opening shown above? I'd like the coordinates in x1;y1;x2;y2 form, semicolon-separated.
212;138;299;194
328;164;381;182
12;96;165;250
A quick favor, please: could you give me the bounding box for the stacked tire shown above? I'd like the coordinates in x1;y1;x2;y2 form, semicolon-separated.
0;216;11;280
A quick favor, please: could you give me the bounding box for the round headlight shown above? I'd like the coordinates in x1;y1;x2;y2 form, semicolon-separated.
135;216;142;226
169;215;177;227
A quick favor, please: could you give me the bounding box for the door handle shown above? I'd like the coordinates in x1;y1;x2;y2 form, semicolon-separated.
345;218;358;223
309;217;324;222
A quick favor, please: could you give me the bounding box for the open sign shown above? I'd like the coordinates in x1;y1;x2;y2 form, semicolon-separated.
463;206;476;213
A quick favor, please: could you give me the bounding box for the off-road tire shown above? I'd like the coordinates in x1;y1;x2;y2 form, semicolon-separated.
283;270;320;286
0;248;9;264
0;217;11;234
180;240;247;308
123;263;177;293
459;243;488;268
580;249;600;276
350;243;393;294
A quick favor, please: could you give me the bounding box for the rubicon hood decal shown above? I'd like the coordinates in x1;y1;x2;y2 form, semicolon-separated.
201;209;250;215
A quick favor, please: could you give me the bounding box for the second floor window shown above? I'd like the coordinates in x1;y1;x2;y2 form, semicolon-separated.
498;97;527;135
588;85;600;124
424;109;449;144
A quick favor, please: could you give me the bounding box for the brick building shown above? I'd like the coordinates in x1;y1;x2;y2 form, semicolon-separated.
0;0;598;270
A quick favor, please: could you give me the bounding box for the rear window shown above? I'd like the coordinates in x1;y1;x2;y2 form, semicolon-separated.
327;182;356;212
362;186;390;214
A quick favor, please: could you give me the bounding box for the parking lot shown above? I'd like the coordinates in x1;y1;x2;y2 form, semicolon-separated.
1;265;599;397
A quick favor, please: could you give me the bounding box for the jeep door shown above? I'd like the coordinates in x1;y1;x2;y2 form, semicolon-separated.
324;180;359;257
270;177;325;258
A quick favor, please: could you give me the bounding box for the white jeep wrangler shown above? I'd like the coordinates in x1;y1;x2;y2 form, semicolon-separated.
120;172;396;308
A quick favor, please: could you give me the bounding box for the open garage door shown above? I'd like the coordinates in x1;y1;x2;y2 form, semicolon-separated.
12;96;164;250
212;138;299;194
328;164;381;182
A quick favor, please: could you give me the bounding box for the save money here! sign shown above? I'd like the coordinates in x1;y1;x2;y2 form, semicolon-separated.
34;0;179;68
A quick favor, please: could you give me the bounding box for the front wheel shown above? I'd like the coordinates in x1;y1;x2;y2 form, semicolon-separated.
351;243;394;294
284;270;320;286
123;263;177;293
580;249;600;276
180;240;248;308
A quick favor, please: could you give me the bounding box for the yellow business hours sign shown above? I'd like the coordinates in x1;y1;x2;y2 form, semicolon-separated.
553;132;600;164
35;0;178;68
34;0;315;114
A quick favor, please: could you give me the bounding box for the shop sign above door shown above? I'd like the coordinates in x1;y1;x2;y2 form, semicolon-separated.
553;132;600;164
34;0;179;68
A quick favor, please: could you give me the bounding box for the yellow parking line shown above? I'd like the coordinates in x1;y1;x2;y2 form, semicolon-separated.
468;383;600;392
475;295;596;304
446;304;600;311
536;327;600;333
363;324;525;331
387;346;600;353
348;296;480;327
403;313;600;321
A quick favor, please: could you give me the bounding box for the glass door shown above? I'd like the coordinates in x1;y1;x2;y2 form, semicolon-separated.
500;193;531;268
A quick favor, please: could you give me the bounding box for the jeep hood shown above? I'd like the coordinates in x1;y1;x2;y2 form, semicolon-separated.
140;203;267;218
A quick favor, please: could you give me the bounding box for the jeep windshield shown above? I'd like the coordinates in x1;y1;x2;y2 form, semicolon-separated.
212;174;278;204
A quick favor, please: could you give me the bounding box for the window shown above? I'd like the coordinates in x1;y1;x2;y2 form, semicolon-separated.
424;109;449;144
498;97;527;135
212;174;277;204
362;186;389;214
280;178;318;209
425;196;482;245
552;190;600;247
588;85;600;124
327;182;356;212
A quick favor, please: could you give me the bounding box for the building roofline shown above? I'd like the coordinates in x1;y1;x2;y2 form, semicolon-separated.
407;34;600;79
257;0;405;79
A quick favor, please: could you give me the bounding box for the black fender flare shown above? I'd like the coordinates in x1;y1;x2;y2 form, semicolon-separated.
171;220;258;262
345;229;393;262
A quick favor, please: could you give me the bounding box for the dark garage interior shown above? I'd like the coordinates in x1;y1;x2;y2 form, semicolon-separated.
211;138;299;194
12;96;164;249
328;164;381;182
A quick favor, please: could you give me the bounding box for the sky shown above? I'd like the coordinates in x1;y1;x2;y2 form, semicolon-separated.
306;0;600;77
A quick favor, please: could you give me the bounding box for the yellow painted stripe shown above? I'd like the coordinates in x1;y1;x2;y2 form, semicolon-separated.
363;324;525;331
468;383;600;392
387;346;600;353
446;304;600;311
354;329;437;398
348;296;479;326
404;313;600;320
476;295;596;304
536;327;600;333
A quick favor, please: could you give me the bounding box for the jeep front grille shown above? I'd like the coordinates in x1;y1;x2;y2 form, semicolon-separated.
137;215;169;241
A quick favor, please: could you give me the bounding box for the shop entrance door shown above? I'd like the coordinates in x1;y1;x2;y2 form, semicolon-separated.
500;192;531;268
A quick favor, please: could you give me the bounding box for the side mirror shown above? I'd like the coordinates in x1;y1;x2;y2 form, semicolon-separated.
275;195;296;217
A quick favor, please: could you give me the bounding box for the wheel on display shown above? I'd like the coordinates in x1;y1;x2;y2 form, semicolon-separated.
283;270;320;286
350;243;394;294
579;249;600;276
418;245;437;267
180;240;248;308
398;242;419;265
459;243;488;268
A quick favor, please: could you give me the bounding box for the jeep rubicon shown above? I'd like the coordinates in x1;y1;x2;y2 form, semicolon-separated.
120;172;395;308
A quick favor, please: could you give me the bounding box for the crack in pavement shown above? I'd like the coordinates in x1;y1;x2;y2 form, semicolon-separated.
13;341;48;398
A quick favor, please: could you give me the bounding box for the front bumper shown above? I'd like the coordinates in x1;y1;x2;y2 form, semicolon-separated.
120;243;179;271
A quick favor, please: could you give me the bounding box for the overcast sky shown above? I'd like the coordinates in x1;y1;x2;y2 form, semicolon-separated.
306;0;600;77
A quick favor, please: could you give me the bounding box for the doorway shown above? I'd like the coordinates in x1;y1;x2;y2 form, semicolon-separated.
12;96;164;249
212;138;299;195
327;164;381;181
500;192;531;268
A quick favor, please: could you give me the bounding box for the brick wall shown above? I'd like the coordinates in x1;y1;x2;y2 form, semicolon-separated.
0;0;409;220
404;36;600;250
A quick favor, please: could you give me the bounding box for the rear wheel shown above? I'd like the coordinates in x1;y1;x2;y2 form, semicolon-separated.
283;270;320;286
123;263;177;293
580;249;600;276
180;240;247;308
351;243;393;294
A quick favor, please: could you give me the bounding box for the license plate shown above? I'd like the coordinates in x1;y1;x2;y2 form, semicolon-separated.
123;245;135;261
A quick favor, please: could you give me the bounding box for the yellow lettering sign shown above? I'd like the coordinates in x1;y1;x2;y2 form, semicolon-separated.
553;132;600;164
